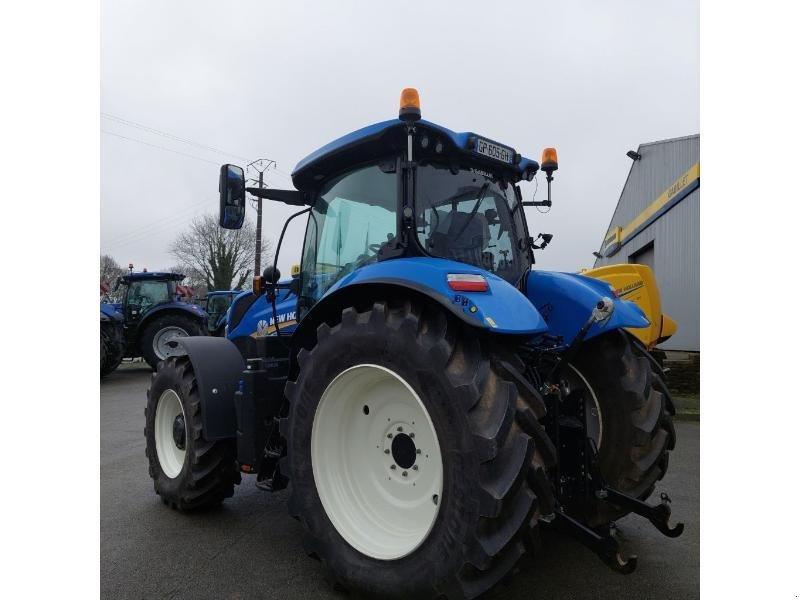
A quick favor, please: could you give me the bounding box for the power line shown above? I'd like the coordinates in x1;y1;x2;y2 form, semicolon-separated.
101;113;251;162
101;130;222;165
102;199;216;247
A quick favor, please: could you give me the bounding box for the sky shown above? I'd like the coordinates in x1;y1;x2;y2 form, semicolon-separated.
100;0;699;278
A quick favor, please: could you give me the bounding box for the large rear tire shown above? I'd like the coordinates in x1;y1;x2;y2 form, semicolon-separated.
144;356;240;510
282;300;555;600
100;327;124;377
140;314;203;370
564;330;676;526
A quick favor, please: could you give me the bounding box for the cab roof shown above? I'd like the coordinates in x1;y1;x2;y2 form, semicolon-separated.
290;118;540;191
119;272;184;283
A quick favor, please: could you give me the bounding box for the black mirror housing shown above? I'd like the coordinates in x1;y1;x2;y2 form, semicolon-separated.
262;265;281;284
219;164;246;229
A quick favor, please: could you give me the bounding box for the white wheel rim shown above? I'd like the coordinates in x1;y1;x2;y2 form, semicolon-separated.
153;326;189;360
311;364;444;560
568;365;603;449
155;389;187;478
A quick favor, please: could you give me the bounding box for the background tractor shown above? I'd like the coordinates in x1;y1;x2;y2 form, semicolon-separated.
145;89;681;599
103;271;208;370
199;290;242;337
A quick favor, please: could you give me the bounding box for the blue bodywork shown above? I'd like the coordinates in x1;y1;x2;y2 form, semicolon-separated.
525;271;649;346
226;281;298;341
323;257;548;336
100;302;124;322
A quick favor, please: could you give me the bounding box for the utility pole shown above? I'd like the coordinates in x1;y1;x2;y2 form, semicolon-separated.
247;158;276;276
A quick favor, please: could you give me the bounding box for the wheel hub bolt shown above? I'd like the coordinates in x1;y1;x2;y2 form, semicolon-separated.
384;449;390;454
387;433;393;439
412;465;418;471
390;464;396;470
402;471;408;477
397;426;403;432
416;449;421;455
409;432;415;439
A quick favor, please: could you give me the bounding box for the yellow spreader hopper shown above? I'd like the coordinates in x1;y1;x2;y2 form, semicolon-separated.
582;263;677;350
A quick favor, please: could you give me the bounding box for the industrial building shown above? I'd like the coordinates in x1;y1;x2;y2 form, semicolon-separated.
593;134;699;352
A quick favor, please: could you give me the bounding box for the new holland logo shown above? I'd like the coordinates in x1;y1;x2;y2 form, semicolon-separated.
256;319;270;337
254;311;298;337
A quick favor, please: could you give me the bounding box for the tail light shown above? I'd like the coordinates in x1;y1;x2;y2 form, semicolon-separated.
447;273;489;292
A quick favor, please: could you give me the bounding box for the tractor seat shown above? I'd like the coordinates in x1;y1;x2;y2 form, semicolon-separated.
428;211;490;265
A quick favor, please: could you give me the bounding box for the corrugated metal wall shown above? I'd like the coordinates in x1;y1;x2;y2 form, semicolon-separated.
594;135;699;351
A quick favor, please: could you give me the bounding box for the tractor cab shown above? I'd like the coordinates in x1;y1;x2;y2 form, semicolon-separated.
219;88;556;330
116;272;184;326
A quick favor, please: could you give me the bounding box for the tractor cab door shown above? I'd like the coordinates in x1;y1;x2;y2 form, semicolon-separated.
124;279;173;327
298;161;398;318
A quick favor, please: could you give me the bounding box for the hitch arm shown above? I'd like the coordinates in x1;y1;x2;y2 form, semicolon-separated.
553;509;638;574
603;489;685;538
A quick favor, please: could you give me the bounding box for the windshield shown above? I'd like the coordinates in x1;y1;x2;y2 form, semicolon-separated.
415;163;530;283
126;280;173;317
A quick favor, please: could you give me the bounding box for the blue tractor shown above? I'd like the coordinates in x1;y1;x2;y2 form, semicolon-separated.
145;90;681;598
103;271;208;371
200;290;242;337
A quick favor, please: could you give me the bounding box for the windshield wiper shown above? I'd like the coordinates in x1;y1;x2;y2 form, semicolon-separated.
452;182;490;241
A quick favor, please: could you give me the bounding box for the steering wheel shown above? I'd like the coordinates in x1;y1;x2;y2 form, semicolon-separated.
367;243;384;254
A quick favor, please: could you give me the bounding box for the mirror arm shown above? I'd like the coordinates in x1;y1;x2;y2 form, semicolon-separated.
246;187;307;206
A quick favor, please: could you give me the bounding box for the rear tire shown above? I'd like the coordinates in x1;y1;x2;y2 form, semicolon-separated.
100;327;124;377
141;314;203;370
283;300;555;599
144;356;240;510
564;330;675;526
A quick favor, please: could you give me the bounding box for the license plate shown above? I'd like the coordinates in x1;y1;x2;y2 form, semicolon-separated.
473;137;515;164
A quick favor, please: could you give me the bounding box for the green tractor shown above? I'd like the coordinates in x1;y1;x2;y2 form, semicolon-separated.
145;89;681;599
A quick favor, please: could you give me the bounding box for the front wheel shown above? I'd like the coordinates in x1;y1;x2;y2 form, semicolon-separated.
144;356;239;510
563;330;676;526
140;314;203;370
282;300;555;599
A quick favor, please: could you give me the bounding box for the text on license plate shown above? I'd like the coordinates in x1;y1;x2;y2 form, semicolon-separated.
473;138;514;164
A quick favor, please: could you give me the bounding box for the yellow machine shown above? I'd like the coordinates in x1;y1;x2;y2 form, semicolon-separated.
582;263;677;349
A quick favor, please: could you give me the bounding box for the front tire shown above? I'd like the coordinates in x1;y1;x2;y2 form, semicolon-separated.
144;356;240;510
283;300;555;599
563;330;676;526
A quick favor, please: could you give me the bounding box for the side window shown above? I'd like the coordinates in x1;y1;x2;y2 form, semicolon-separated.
300;163;397;305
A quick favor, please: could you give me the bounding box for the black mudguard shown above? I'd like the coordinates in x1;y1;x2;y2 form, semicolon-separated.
176;336;245;441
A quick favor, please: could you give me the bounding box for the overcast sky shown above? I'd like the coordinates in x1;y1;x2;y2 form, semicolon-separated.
100;0;698;278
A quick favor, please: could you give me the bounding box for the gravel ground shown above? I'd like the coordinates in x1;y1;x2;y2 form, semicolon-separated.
101;364;699;599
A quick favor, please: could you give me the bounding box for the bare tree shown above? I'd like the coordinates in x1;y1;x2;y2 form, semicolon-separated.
100;254;125;285
169;213;271;291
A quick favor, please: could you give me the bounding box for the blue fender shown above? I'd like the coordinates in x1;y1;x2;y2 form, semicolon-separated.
525;271;650;345
318;257;549;336
100;302;123;322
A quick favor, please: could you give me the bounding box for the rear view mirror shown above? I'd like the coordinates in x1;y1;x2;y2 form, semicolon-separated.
219;164;246;229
